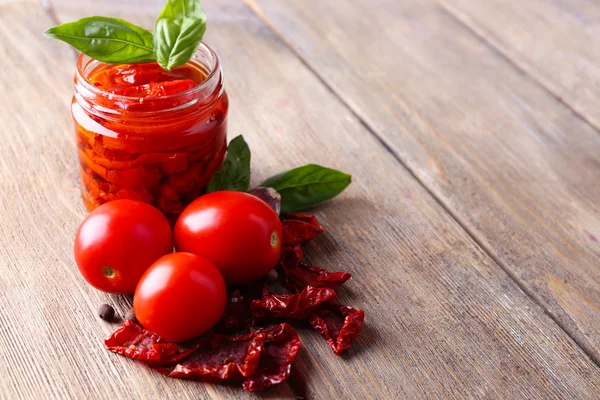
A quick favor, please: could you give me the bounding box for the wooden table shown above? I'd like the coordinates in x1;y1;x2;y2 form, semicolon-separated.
1;0;600;398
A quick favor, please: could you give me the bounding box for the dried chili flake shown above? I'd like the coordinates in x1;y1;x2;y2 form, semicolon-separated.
243;323;301;392
105;320;179;362
155;331;265;380
281;214;324;246
280;261;352;293
308;303;364;356
251;285;338;320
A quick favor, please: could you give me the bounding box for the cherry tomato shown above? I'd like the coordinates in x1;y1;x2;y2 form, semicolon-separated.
174;191;282;285
74;199;173;294
134;252;226;342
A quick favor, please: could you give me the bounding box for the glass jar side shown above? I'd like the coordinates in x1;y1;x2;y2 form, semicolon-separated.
72;44;229;215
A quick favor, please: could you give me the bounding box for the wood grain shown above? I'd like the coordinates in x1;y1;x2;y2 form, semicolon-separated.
0;0;598;398
247;0;600;364
439;0;600;131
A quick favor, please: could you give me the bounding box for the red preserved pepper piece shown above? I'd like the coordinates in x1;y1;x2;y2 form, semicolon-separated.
279;261;352;293
115;188;154;204
155;331;265;380
135;152;189;174
88;151;189;175
251;285;338;320
78;149;162;188
243;323;301;392
281;214;325;246
216;283;265;333
110;80;196;97
285;212;322;226
280;245;303;268
308;303;364;356
91;63;171;89
105;320;179;362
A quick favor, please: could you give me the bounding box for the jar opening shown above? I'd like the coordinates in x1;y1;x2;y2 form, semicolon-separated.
75;43;222;114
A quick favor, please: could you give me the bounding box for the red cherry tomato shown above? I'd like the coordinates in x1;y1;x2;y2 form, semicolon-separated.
74;200;173;294
174;191;282;285
134;252;226;342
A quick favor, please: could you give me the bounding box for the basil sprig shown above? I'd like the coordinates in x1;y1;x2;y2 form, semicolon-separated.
260;165;351;213
43;0;207;71
154;0;207;71
208;135;352;213
207;136;251;193
43;17;156;64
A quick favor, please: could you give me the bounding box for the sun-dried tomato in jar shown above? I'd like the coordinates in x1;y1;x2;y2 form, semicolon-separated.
72;44;228;215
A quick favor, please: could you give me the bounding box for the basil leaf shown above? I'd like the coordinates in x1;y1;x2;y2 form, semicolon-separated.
260;165;351;213
207;135;251;193
43;17;155;64
154;0;207;71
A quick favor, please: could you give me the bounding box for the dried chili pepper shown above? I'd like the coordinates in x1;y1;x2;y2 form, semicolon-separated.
243;323;301;392
251;285;338;320
155;331;265;380
215;283;265;333
107;321;300;391
285;212;322;226
279;261;352;293
105;320;179;362
280;245;303;268
281;215;324;246
308;303;364;356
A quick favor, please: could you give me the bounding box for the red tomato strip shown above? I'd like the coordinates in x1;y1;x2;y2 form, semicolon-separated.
215;283;265;333
281;215;325;246
110;80;196;98
242;323;301;392
106;322;300;391
251;285;338;320
105;320;179;362
279;261;352;293
308;303;365;356
155;331;265;380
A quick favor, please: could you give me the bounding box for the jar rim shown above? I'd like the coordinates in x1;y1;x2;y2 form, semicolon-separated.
75;42;221;105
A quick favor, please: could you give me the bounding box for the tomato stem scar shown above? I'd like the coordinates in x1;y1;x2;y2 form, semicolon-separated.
102;266;116;278
270;231;279;247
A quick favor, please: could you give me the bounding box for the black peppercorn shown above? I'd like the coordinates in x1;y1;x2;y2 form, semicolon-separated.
98;304;115;321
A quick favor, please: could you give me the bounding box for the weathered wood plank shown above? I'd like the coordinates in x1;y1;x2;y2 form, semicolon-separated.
440;0;600;130
247;0;600;363
0;0;598;398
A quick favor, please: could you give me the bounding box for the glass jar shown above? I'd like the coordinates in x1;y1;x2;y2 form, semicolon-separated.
72;43;228;216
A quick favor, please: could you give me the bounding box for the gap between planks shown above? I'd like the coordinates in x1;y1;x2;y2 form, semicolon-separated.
242;0;600;368
436;0;600;138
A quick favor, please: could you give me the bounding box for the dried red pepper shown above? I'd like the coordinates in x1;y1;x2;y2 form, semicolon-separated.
105;320;179;362
106;321;300;392
155;331;265;380
308;303;365;356
281;213;325;246
251;285;338;320
279;261;352;293
243;323;301;392
215;283;265;333
280;245;303;268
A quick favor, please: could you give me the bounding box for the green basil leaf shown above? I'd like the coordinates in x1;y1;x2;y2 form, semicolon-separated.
260;164;351;213
43;17;155;63
154;0;207;71
207;135;251;193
